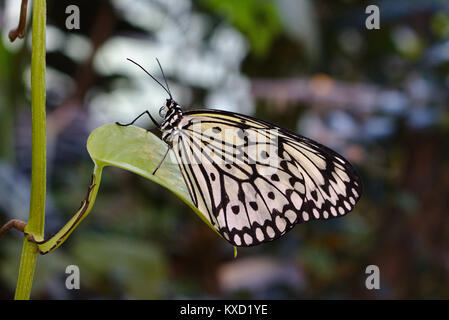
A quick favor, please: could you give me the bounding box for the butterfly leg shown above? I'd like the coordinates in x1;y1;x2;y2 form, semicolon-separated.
116;110;160;129
153;146;171;175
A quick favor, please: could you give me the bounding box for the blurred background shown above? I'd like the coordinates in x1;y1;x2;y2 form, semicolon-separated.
1;0;449;299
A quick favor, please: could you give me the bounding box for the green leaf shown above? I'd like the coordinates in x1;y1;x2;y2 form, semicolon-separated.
87;124;219;235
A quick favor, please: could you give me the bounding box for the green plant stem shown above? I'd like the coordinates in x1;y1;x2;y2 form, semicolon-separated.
14;0;46;300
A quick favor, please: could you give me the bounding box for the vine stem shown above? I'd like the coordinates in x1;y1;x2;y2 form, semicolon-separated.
14;0;46;300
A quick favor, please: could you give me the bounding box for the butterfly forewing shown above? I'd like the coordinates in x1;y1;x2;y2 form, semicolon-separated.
171;109;362;247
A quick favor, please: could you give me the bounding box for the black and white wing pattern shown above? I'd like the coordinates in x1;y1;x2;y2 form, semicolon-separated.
171;109;362;247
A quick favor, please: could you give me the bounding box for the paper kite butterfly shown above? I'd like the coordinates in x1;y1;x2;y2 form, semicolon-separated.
116;59;362;247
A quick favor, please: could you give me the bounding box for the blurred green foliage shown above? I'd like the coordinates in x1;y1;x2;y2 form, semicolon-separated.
431;12;449;38
201;0;281;56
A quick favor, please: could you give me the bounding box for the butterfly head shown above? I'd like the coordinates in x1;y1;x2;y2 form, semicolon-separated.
159;98;181;118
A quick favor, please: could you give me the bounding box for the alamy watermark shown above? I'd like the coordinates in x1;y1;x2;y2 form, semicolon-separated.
165;123;282;176
65;265;80;290
365;264;380;290
65;5;80;30
365;5;380;30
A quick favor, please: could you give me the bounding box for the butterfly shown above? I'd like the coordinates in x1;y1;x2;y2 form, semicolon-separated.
117;59;362;247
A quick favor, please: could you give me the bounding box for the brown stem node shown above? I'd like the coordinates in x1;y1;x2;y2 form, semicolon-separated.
9;0;29;42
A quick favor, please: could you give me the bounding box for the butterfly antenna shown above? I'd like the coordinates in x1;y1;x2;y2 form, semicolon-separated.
126;58;172;99
156;58;172;100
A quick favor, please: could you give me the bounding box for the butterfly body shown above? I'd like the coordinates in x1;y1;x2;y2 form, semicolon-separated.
160;100;184;142
155;98;362;247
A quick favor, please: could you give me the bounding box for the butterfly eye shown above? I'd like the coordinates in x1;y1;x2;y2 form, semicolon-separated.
159;106;166;117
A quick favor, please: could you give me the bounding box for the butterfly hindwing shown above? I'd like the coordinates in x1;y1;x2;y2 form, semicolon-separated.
171;109;362;247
